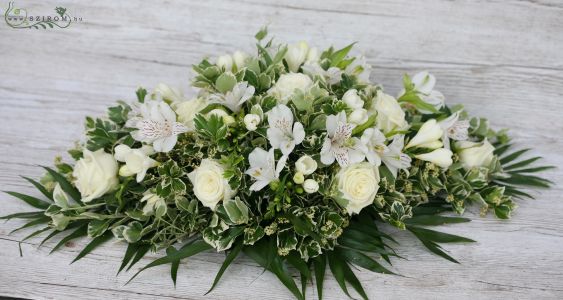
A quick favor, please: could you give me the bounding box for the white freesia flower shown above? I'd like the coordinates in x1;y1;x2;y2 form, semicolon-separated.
361;127;388;166
372;91;409;134
302;63;342;85
174;98;208;129
415;148;453;168
73;149;119;203
216;54;233;71
381;135;412;178
349;108;368;125
153;83;185;104
336;162;380;214
245;148;287;191
295;155;317;175
409;71;445;113
209;82;255;113
456;139;495;170
342;89;364;109
406;119;443;149
438;111;470;149
114;144;158;183
244;114;261;131
285;41;310;72
127;100;188;153
268;73;313;104
188;159;234;210
320;112;366;167
266;104;305;156
303;179;319;194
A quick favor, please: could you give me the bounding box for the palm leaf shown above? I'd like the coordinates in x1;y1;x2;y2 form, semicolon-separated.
71;231;113;264
43;166;82;204
22;176;53;200
4;191;51;209
50;225;87;254
313;254;326;300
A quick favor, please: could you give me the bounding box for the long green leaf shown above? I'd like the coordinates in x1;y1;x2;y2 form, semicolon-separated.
43;166;82;203
419;239;459;263
499;174;552;188
500;149;530;164
504;157;542;170
117;243;139;275
4;191;50;209
125;243;151;271
71;231;113;264
338;247;395;275
0;211;44;220
10;216;50;234
405;215;471;226
206;241;243;295
408;226;475;243
328;251;368;300
22;176;53;200
166;247;180;287
508;166;555;174
127;240;212;284
313;255;326;300
21;226;51;242
50;225;87;254
494;143;512;156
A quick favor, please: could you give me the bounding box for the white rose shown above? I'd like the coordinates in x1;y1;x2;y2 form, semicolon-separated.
175;98;208;129
415;148;453;168
336;162;380;215
114;144;158;183
188;159;234;210
349;108;369;125
342;89;364;109
232;51;249;70
285;41;309;72
456;139;495;170
295;155;318;175
208;108;235;125
73;149;119;203
372;91;408;134
406;119;444;149
268;73;313;104
216;54;233;71
243;114;261;131
303;179;319;194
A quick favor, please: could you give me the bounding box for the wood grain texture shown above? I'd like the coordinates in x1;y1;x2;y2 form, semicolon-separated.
1;0;562;299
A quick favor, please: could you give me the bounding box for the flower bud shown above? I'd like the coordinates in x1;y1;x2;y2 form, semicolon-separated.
303;179;319;194
295;155;317;175
342;89;364;109
244;114;261;131
293;172;305;184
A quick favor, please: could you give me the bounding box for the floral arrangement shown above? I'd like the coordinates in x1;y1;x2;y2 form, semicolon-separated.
4;28;552;300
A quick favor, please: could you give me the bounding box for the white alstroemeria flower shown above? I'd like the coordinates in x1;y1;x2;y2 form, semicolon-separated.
415;148;453;169
114;144;158;183
438;112;470;149
382;135;412;178
302;63;342;85
266;104;305;156
209;82;254;113
406;119;444;149
127;101;188;153
409;71;445;113
361;127;388;166
245;148;287;191
320;112;366;167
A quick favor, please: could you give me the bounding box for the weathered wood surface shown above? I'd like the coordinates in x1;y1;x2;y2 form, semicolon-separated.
1;0;562;299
